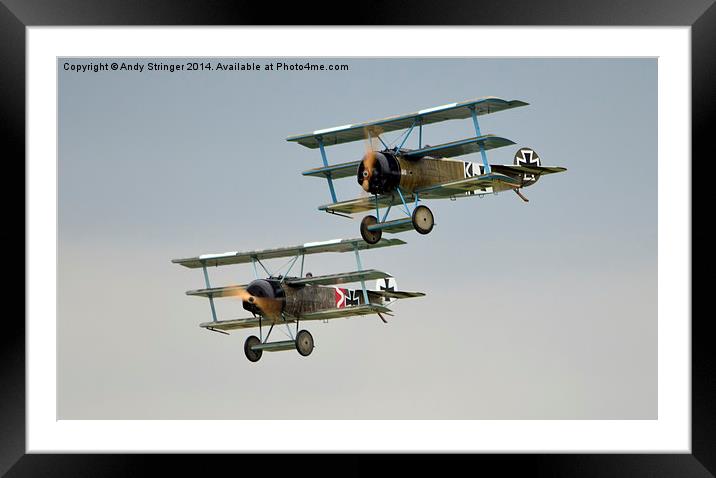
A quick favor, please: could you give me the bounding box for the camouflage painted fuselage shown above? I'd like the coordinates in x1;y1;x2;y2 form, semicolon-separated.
396;156;519;194
358;149;540;198
244;279;381;325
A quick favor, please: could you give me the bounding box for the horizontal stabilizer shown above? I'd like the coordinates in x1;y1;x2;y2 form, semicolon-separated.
287;97;528;149
302;160;361;180
491;164;567;176
403;135;515;160
285;269;390;286
369;290;426;299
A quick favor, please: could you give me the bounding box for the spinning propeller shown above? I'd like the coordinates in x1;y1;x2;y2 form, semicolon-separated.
229;286;283;319
360;127;381;192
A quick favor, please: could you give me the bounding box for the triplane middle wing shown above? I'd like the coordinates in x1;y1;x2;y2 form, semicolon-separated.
172;237;425;362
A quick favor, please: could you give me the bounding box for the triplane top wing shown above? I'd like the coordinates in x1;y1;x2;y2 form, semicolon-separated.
172;237;405;269
286;97;528;148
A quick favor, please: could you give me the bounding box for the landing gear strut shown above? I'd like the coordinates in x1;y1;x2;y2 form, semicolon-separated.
359;191;435;242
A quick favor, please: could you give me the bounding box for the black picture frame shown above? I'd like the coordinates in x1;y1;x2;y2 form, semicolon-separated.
5;0;709;475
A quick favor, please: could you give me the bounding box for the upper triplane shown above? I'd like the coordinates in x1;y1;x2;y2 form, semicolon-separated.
287;97;567;244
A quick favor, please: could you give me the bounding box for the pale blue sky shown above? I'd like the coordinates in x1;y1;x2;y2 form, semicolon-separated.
58;57;656;419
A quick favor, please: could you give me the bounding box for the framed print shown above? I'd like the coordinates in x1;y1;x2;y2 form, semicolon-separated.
6;0;710;475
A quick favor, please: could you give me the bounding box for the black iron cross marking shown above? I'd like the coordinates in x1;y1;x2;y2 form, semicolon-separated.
378;278;394;292
518;150;538;181
518;150;538;167
346;290;360;306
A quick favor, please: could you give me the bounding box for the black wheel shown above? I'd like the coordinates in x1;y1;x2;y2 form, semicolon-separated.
295;330;314;357
360;215;382;244
411;205;434;235
244;335;262;362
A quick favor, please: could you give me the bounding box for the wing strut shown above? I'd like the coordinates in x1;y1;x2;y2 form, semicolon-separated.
317;136;338;203
396;119;417;150
418;118;423;148
201;263;218;323
469;105;491;174
352;243;370;307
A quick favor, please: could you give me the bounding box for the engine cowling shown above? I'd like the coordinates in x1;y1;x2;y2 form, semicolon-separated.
241;279;286;315
356;151;401;195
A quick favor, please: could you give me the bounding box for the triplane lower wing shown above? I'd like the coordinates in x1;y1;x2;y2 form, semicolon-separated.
172;237;424;362
287;96;567;244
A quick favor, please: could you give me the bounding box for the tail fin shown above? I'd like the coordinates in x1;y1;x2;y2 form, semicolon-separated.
514;148;541;184
339;277;398;309
375;277;397;305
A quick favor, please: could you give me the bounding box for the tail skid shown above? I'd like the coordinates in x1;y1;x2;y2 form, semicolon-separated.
514;189;529;202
